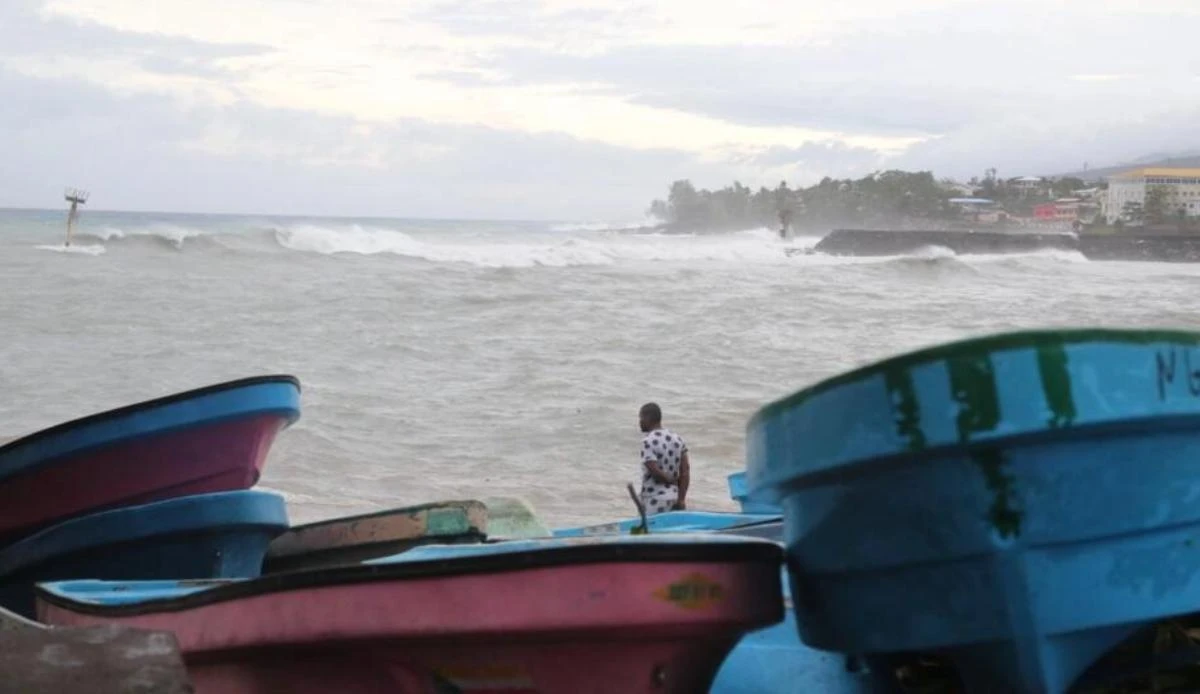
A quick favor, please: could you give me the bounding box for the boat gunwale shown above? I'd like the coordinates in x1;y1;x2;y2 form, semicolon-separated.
274;500;487;535
747;328;1200;431
0;375;301;479
265;501;489;561
37;539;784;618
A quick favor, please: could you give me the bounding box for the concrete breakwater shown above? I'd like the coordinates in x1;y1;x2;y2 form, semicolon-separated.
811;229;1200;262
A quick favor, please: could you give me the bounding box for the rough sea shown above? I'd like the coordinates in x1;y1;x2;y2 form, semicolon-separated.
3;207;1199;527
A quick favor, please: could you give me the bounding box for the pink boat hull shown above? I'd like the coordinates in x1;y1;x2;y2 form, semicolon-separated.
40;557;783;693
0;415;285;540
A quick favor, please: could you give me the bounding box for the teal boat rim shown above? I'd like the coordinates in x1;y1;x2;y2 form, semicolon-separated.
747;328;1200;430
278;500;486;533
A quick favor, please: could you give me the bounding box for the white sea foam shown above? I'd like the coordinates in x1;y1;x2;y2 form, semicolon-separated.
548;218;657;232
32;217;1093;270
272;223;818;268
34;243;106;256
79;224;206;248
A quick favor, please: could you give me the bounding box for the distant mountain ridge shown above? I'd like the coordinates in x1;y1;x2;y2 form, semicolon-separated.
1051;151;1200;181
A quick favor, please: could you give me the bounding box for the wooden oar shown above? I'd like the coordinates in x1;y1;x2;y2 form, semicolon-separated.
0;605;42;632
626;483;649;535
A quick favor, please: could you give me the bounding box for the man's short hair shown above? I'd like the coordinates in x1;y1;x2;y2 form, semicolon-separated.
639;402;662;424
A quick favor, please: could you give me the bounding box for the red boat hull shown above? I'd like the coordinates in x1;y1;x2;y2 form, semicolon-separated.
188;639;737;693
40;551;783;693
0;415;285;541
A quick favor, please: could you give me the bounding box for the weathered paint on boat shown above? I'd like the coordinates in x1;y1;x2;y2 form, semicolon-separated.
0;615;193;693
747;328;1200;693
552;509;872;694
38;534;783;694
481;496;551;539
0;376;300;544
264;500;487;572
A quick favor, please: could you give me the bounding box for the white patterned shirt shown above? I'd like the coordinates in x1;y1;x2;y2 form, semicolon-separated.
639;428;687;515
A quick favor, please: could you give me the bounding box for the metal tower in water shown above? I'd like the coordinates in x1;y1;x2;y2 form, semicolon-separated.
64;188;89;247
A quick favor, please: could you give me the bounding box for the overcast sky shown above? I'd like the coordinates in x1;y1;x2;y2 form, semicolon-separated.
2;0;1198;219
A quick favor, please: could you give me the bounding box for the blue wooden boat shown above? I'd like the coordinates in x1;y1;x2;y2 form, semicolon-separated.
746;328;1200;693
264;499;488;573
550;509;780;537
727;471;781;514
713;519;884;694
0;490;287;617
0;375;300;544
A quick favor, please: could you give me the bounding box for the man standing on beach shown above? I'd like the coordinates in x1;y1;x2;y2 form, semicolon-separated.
637;403;690;516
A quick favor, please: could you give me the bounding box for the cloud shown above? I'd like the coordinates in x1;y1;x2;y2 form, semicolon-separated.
465;40;991;136
19;0;925;153
1069;74;1136;83
2;1;269;64
893;106;1200;179
759;141;885;169
404;0;637;41
466;5;1200;137
0;65;728;219
3;0;1200;218
717;141;889;187
414;69;506;88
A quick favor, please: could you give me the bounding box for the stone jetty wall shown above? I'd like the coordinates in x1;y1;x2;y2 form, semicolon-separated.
812;229;1200;262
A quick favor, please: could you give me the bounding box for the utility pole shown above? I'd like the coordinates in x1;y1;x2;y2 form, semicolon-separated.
64;188;89;247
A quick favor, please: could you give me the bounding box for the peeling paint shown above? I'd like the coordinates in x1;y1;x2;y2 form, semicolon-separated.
38;643;85;668
120;633;177;659
1036;344;1076;429
973;448;1022;540
947;354;1000;438
1;625;192;692
268;501;487;559
884;367;926;451
948;353;1023;538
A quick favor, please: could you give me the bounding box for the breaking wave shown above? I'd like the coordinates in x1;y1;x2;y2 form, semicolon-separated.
548;218;658;233
72;224;220;251
34;243;106;256
31;219;1090;270
804;244;1088;267
269;224;813;268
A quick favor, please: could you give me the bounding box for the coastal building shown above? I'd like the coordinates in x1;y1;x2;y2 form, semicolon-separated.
1031;198;1101;227
949;197;1005;223
1104;167;1200;224
939;180;977;197
1033;199;1082;222
1008;176;1047;195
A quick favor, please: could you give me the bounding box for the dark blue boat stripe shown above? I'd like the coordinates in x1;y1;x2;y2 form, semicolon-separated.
0;491;289;576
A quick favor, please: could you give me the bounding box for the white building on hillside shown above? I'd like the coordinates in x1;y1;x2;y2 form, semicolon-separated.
1009;176;1046;194
1104;167;1200;223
